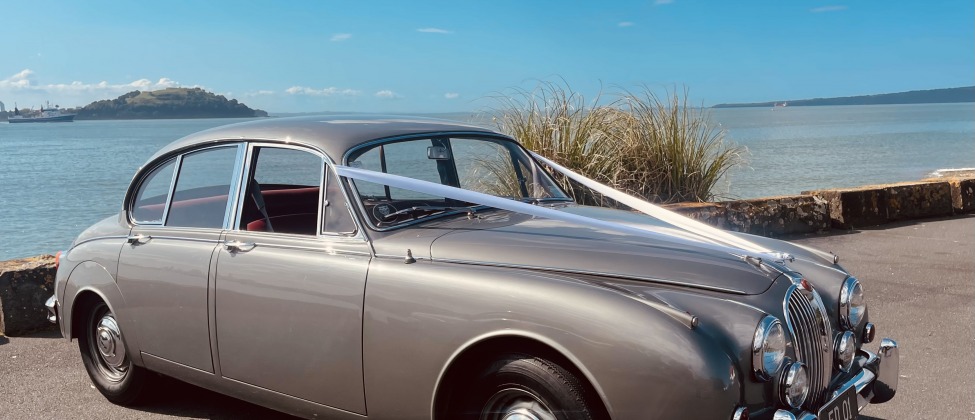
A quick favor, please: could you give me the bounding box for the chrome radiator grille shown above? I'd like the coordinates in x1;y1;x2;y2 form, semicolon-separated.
785;285;834;407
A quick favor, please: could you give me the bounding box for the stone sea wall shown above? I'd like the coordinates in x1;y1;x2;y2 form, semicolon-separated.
666;176;975;235
0;255;56;336
1;176;973;336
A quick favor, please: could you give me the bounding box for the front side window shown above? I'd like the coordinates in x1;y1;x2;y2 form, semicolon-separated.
166;146;240;229
131;158;176;223
346;136;568;228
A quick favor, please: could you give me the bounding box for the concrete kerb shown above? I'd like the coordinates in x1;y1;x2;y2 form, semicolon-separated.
1;176;973;336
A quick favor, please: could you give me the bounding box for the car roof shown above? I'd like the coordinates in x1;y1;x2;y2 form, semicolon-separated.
148;115;499;163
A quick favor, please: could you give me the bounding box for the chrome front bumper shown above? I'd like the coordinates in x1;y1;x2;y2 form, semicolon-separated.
772;338;899;420
45;294;58;324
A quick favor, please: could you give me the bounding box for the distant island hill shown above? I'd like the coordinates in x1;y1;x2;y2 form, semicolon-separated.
713;86;974;108
1;88;267;120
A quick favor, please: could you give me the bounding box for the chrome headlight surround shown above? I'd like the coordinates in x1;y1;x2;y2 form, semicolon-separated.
752;315;786;381
779;361;810;409
834;331;856;372
839;277;866;329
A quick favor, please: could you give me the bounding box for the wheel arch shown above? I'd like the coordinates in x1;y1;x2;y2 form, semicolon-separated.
60;260;141;366
432;330;612;420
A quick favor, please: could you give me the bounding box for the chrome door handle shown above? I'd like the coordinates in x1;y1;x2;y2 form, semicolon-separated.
126;234;151;245
223;241;256;253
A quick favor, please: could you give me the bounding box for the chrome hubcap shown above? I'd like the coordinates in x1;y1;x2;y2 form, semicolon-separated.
481;389;556;420
90;311;128;380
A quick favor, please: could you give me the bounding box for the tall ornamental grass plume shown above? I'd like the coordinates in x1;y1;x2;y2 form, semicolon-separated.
489;82;743;204
615;87;744;203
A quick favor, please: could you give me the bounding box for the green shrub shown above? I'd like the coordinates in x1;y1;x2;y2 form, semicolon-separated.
489;82;743;204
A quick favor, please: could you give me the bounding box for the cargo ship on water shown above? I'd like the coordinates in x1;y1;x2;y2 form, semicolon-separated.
7;103;76;123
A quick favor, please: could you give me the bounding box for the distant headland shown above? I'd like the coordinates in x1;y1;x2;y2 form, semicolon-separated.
713;86;975;108
1;88;267;121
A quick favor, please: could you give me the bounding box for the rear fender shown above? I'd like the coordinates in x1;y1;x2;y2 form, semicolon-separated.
61;261;143;366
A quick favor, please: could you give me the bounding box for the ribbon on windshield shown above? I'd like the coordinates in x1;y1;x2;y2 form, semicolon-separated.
334;164;766;259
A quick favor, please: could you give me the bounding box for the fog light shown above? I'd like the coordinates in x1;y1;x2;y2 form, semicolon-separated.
863;322;876;344
835;331;856;372
780;362;809;409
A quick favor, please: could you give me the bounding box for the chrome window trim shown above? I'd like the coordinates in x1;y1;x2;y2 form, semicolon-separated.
164;144;242;228
127;156;180;226
227;141;365;241
223;144;247;230
160;154;181;226
233;142;324;234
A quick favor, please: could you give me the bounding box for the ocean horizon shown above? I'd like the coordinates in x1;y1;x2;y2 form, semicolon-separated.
1;102;972;261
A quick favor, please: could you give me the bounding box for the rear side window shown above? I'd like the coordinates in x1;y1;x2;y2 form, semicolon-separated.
238;146;323;235
131;159;176;223
166;146;240;229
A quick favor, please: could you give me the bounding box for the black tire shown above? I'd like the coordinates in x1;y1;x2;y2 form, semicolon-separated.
456;353;602;420
77;300;151;405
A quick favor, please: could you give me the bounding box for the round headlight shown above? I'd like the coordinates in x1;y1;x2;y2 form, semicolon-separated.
839;277;866;329
835;331;856;372
752;315;786;381
780;362;810;408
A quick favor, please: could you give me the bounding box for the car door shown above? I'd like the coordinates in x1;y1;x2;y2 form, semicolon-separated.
116;144;243;373
213;144;370;414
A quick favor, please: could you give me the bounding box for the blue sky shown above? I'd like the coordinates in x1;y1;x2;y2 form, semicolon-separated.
1;0;972;113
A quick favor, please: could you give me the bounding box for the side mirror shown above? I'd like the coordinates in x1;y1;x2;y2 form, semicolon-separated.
427;146;451;160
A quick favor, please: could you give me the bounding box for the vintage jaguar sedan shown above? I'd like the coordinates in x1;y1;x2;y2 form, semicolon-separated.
48;116;898;420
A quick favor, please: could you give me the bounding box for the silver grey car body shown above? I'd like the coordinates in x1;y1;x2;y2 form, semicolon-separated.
49;116;898;420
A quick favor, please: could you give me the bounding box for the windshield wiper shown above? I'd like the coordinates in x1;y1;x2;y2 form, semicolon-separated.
380;205;479;221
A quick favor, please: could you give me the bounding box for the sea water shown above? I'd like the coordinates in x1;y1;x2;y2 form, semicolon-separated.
1;103;972;260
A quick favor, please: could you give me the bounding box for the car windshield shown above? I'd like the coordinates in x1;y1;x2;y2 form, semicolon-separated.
346;136;570;228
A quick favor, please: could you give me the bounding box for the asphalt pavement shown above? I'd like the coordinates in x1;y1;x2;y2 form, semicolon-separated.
1;215;972;419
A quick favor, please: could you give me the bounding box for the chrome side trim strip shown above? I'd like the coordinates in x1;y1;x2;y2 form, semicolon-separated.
69;235;129;249
239;242;371;256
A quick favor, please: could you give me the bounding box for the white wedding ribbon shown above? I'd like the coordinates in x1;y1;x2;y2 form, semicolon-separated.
529;152;772;254
335;165;766;258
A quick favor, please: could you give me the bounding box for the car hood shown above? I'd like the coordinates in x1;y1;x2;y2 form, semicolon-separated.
429;205;782;295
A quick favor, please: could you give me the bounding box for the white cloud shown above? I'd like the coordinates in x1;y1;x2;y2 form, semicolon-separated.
285;86;361;96
330;33;352;42
618;21;634;27
0;69;187;94
444;92;460;99
241;90;275;97
0;69;34;88
654;0;673;4
810;5;847;13
375;90;400;99
417;28;452;34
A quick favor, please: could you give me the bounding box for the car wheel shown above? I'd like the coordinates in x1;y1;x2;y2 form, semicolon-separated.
460;353;601;420
78;300;150;405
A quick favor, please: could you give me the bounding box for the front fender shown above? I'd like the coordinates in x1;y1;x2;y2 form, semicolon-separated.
361;259;742;420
